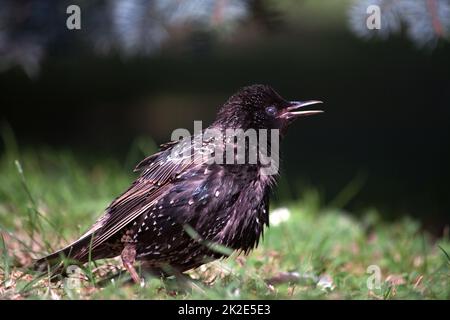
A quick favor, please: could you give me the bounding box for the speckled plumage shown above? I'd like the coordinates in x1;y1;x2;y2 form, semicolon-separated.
35;84;322;281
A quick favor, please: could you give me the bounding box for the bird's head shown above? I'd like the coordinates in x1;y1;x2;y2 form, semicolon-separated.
214;84;323;132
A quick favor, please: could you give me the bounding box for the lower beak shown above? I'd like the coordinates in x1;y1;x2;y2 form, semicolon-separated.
280;100;324;120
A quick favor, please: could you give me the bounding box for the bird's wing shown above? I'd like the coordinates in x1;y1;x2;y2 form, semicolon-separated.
85;136;210;252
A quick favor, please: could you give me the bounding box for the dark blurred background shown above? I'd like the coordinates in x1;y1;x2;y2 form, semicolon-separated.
0;0;449;233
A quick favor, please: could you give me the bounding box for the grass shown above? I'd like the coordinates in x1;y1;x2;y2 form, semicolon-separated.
0;143;449;299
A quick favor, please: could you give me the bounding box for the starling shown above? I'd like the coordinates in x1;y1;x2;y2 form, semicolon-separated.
35;84;323;283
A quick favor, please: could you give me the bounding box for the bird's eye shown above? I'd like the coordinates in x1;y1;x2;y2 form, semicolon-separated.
265;106;277;117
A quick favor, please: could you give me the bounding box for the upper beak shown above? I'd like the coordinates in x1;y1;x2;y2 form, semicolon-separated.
280;100;324;120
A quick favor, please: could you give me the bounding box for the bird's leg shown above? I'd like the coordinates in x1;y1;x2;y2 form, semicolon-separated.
121;244;141;285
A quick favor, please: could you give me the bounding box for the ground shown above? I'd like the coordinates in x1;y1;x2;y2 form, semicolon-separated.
0;143;449;299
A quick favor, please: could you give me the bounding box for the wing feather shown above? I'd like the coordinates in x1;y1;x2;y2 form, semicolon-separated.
85;136;209;253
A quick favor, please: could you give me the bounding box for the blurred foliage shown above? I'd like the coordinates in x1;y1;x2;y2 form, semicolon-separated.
349;0;450;48
0;0;250;77
1;0;449;77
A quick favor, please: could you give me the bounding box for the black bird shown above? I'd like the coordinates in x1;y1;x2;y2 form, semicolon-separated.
35;85;323;283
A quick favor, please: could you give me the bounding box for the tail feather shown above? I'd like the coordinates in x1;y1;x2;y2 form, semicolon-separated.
34;234;101;273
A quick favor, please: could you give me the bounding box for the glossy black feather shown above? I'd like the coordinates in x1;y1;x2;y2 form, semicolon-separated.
35;84;294;274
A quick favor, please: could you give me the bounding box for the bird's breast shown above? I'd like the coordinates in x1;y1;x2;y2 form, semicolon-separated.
183;163;274;251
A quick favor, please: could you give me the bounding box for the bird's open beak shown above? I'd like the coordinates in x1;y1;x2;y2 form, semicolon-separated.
279;100;324;120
